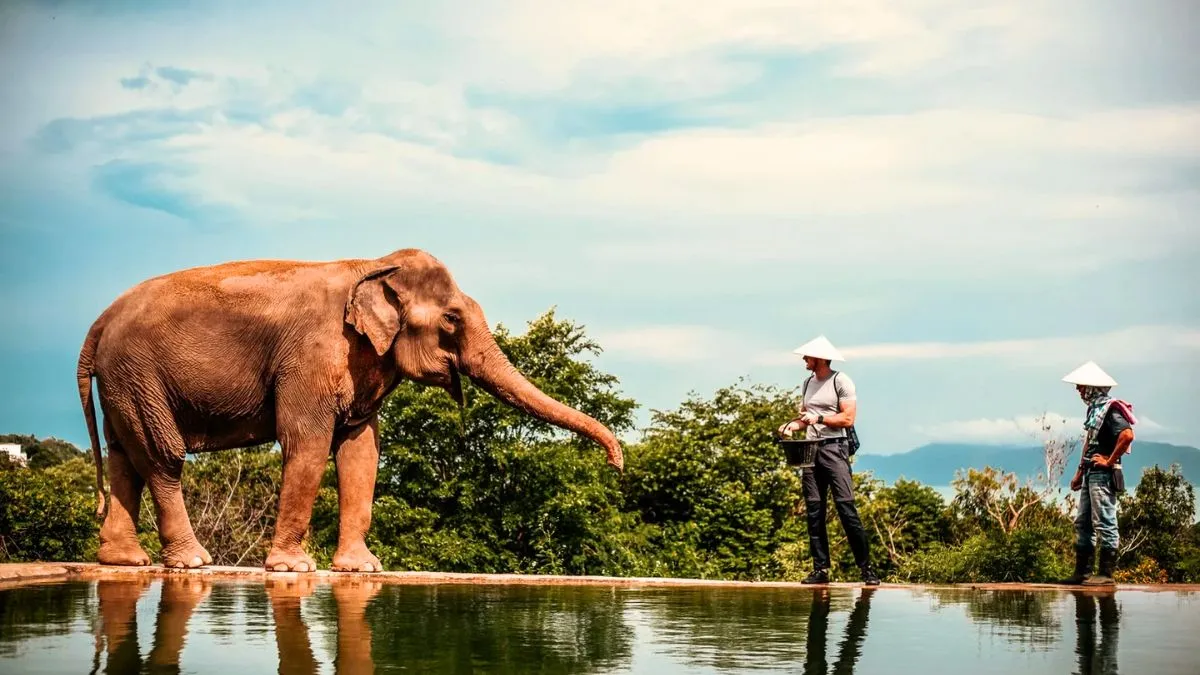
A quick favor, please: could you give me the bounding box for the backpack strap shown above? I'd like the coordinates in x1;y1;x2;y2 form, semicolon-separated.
803;372;842;408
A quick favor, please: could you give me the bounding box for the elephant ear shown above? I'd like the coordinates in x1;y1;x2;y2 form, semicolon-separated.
346;265;410;356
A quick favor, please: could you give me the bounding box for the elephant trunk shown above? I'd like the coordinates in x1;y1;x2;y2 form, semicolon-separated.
459;323;624;471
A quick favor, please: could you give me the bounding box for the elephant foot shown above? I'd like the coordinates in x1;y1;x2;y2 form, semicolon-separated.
160;540;213;569
331;544;383;573
97;540;152;567
265;547;318;573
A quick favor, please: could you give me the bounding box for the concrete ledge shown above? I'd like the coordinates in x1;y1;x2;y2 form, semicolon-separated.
0;563;73;591
1;562;1197;592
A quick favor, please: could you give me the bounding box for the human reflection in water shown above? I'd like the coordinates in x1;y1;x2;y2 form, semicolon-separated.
264;576;382;675
804;588;873;675
1072;590;1120;675
90;575;213;675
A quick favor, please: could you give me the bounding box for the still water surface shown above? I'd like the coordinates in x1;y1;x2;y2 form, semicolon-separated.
1;576;1196;674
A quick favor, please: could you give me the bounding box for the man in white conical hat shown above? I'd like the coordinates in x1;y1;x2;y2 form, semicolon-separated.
777;335;880;586
1060;361;1137;587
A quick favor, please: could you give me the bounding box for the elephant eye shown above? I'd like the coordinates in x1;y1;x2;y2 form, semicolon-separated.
443;312;461;325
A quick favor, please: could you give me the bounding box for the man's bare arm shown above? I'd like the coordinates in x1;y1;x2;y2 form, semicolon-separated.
820;399;857;428
1095;428;1135;467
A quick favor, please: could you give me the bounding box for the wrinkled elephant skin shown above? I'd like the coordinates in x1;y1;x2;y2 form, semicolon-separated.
77;248;624;572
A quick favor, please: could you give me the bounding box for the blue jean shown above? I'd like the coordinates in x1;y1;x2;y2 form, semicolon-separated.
1075;471;1119;550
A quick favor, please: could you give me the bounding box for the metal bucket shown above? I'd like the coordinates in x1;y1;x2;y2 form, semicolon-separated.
777;438;820;469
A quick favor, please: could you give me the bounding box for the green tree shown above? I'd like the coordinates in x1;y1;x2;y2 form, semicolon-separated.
900;464;1074;583
0;434;88;469
861;477;954;572
2;312;1197;586
316;308;644;576
1118;464;1197;582
621;379;806;580
133;443;284;566
0;461;98;562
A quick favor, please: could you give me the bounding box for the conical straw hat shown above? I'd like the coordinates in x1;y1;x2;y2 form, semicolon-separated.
792;335;845;361
1062;361;1117;387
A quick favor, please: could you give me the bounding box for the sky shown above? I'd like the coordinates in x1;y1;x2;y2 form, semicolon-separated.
1;0;1197;456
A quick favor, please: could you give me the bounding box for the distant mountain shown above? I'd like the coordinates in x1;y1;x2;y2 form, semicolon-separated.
853;441;1200;490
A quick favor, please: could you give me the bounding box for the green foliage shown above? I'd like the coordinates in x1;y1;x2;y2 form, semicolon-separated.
897;527;1071;584
859;477;955;576
0;460;98;562
332;308;642;577
622;380;806;580
1;308;1197;583
1118;464;1197;582
0;434;88;469
127;444;285;566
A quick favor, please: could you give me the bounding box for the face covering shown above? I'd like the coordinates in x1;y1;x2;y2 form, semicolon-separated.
1081;385;1113;431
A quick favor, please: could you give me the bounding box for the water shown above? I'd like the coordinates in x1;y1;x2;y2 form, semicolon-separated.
1;576;1196;674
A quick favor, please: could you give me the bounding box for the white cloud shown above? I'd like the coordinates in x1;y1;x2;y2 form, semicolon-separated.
8;2;1198;284
3;0;1198;455
34;95;1197;282
915;413;1079;444
835;325;1200;367
593;325;748;363
580;107;1200;219
459;0;1049;91
916;412;1167;444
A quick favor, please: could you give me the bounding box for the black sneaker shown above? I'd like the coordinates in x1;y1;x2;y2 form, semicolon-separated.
802;568;829;584
861;567;881;586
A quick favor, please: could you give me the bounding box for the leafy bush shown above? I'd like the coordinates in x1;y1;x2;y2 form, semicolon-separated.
2;309;1197;584
0;461;99;563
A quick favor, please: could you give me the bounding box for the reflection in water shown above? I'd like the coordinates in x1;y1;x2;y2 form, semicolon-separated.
266;576;320;674
1;576;1196;674
636;587;813;670
804;588;873;675
364;584;635;673
628;586;872;673
1072;591;1120;675
0;579;92;657
266;576;381;675
91;576;212;674
921;588;1063;649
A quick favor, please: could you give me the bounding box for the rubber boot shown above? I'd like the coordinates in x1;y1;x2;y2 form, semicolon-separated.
1083;547;1117;586
1060;545;1093;585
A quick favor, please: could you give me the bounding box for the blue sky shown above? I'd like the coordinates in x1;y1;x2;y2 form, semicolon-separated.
1;0;1197;456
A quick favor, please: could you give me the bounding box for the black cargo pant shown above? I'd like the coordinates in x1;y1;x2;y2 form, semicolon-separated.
801;438;870;570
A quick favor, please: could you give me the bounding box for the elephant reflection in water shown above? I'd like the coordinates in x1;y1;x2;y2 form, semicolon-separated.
89;575;380;674
91;575;213;674
265;576;381;675
804;588;874;675
1072;590;1119;675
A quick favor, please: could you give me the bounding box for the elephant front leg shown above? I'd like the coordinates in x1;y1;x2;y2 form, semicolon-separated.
265;423;333;573
331;422;383;573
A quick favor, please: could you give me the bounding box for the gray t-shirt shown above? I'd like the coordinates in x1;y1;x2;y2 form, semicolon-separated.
798;371;857;440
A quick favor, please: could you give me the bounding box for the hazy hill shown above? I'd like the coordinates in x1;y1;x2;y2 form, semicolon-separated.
854;441;1200;489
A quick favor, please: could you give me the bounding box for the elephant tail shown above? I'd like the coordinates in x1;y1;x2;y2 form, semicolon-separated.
77;321;106;520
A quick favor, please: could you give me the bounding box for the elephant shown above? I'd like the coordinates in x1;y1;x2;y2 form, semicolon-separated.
76;247;624;572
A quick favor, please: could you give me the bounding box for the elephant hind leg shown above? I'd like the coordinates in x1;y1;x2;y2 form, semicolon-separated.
96;429;152;567
147;461;213;569
117;393;212;570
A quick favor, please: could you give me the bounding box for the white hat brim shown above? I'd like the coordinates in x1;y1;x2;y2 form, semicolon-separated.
792;335;845;361
1062;361;1117;387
